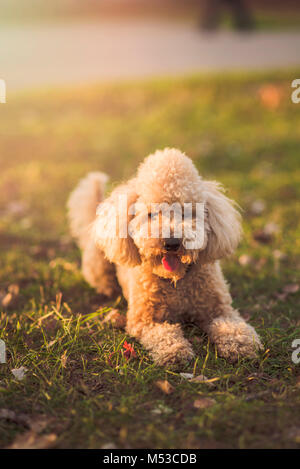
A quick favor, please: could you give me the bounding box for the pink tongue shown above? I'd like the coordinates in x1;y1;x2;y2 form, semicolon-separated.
162;254;180;272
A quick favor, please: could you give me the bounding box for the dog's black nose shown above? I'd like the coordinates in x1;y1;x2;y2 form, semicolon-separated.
164;238;181;251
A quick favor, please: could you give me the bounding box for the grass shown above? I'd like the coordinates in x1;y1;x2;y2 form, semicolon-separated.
0;70;300;449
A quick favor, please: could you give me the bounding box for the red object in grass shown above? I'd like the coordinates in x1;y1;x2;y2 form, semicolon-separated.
123;341;137;360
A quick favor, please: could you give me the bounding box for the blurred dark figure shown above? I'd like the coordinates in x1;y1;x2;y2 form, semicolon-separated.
201;0;255;30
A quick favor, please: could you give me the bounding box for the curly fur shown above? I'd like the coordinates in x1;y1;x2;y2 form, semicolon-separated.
67;148;262;366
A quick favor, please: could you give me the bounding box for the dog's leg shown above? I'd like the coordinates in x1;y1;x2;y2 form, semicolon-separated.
82;238;121;299
203;308;263;362
126;308;194;367
190;264;263;362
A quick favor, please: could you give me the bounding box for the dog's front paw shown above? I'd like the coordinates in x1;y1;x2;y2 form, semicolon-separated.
134;321;195;369
209;317;263;362
216;334;262;362
151;341;195;368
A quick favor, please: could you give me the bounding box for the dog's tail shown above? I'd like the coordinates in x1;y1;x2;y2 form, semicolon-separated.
67;172;108;249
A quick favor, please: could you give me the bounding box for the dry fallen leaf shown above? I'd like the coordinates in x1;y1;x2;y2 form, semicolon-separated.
0;409;17;420
264;222;279;235
155;380;174;395
273;250;287;261
151;404;173;415
193;398;216;409
253;230;272;244
253;223;279;244
47;339;56;348
189;374;215;388
0;409;28;427
283;284;299;294
1;293;13;307
11;367;28;381
1;284;19;307
258;84;282;110
7;431;57;449
276;283;299;301
101;442;117;449
180;373;194;380
60;350;68;368
239;254;252;266
0;409;49;433
249;199;266;215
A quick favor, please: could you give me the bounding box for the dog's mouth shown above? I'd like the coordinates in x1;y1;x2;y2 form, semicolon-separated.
162;253;180;272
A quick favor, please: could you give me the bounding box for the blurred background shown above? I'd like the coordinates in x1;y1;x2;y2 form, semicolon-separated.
0;0;300;450
1;0;299;227
1;0;300;90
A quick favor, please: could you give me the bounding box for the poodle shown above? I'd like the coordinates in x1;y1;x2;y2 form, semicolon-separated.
68;148;262;366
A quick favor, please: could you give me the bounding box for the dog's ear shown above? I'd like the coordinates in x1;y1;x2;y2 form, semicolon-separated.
200;180;242;262
93;179;141;267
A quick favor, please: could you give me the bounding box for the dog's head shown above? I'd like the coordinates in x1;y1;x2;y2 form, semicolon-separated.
93;149;242;282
